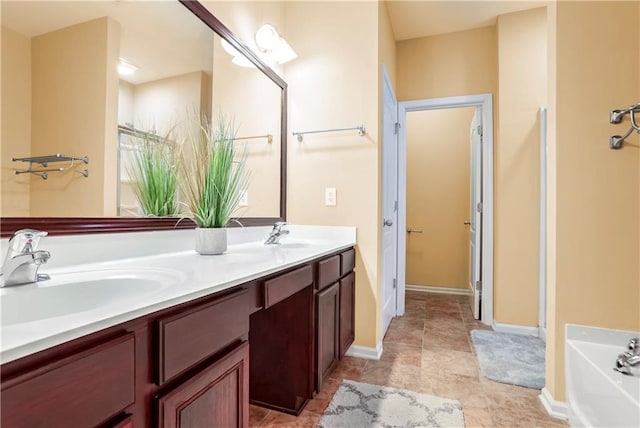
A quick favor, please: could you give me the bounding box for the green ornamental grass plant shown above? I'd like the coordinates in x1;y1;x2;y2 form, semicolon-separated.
180;115;250;228
127;131;180;217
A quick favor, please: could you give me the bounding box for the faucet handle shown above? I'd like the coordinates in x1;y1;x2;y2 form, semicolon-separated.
273;221;287;231
628;338;639;355
10;229;48;253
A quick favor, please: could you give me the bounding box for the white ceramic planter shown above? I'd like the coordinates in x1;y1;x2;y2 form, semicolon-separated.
195;227;227;255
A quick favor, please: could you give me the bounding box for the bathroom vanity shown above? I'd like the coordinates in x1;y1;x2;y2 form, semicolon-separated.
0;226;356;427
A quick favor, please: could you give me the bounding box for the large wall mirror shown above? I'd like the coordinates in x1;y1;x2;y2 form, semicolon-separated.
0;0;286;236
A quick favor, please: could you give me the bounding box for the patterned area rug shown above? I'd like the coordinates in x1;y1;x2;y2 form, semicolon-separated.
319;380;464;428
471;329;545;389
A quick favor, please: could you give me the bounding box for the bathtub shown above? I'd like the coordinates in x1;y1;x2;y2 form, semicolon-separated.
566;324;640;428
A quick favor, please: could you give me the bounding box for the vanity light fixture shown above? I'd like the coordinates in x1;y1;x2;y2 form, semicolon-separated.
117;58;138;76
255;24;297;64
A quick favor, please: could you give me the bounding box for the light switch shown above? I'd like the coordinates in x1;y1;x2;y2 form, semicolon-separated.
239;189;249;206
325;187;337;206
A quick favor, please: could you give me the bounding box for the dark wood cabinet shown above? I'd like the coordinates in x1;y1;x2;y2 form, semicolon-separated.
250;265;314;415
1;246;355;427
156;342;249;428
316;282;340;388
339;271;356;357
1;333;135;428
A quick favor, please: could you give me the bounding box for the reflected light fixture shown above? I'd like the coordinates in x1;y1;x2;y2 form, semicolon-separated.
220;39;255;68
255;24;297;64
118;58;138;76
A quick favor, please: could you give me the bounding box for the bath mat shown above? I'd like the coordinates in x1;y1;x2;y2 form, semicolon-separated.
318;380;464;428
471;329;545;389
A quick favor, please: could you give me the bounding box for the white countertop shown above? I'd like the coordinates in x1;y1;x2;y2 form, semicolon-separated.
0;225;356;364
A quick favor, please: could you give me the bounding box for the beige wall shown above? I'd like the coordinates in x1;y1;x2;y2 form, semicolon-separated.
396;26;498;101
30;17;120;217
285;1;380;348
546;1;640;401
406;108;474;289
495;8;547;326
1;26;31;216
379;1;396;90
212;36;281;218
131;71;210;135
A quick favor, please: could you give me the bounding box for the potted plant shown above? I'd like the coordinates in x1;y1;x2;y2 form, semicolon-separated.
180;114;250;254
127;129;180;218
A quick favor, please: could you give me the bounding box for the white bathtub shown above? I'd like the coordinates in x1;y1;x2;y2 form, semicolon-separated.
566;324;640;428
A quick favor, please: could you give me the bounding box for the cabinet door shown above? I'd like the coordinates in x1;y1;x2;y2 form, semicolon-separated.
339;272;355;358
316;282;339;388
156;342;249;428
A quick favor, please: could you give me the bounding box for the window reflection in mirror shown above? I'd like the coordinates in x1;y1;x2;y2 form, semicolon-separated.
0;1;282;220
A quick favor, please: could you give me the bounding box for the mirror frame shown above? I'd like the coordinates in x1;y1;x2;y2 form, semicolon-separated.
0;0;287;238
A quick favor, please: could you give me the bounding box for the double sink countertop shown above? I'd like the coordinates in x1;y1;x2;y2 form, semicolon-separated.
0;225;356;364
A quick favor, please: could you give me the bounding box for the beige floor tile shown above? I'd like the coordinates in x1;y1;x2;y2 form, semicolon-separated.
428;371;488;409
422;347;479;378
259;410;320;428
404;300;428;319
379;342;423;367
463;406;494;428
249;405;270;427
423;328;473;353
305;378;341;414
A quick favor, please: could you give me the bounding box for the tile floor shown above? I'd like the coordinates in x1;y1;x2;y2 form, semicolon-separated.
249;291;569;427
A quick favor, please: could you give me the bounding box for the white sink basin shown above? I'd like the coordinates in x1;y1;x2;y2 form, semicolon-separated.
1;268;183;325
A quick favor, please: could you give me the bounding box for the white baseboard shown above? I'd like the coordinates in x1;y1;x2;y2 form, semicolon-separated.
406;284;472;296
492;322;540;336
539;387;568;420
345;342;383;360
539;326;547;343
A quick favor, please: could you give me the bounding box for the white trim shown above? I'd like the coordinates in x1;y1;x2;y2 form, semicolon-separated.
345;342;383;360
380;63;401;335
492;322;540;336
539;106;548;331
539;326;547;343
405;284;472;296
539;387;569;420
398;93;494;326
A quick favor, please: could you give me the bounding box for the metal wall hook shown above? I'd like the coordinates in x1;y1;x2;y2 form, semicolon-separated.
609;101;640;149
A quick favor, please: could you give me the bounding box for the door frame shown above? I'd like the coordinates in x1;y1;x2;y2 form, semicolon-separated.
397;94;494;325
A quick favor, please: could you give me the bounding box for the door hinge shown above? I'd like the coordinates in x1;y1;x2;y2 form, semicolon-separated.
393;278;397;289
477;202;483;213
394;200;398;212
477;125;483;136
394;122;401;135
475;280;482;291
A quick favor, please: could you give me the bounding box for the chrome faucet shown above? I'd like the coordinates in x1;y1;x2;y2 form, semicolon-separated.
1;229;51;287
614;337;640;375
264;222;289;245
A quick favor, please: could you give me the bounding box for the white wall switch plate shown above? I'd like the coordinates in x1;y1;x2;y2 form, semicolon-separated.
325;187;337;206
239;189;249;206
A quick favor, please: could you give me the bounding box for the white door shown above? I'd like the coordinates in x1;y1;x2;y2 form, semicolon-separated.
381;68;398;336
469;108;483;319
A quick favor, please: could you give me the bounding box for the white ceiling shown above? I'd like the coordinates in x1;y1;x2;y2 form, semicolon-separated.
385;0;547;41
1;1;214;85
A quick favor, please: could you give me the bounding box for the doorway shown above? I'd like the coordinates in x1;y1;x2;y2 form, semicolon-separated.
397;94;494;325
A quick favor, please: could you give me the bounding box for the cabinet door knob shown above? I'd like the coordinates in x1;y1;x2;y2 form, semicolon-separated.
383;219;393;227
464;220;471;225
407;228;423;234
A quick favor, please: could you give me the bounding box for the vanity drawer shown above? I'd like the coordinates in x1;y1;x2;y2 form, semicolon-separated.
1;333;135;428
264;265;313;308
157;288;250;384
317;255;340;290
340;248;355;276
